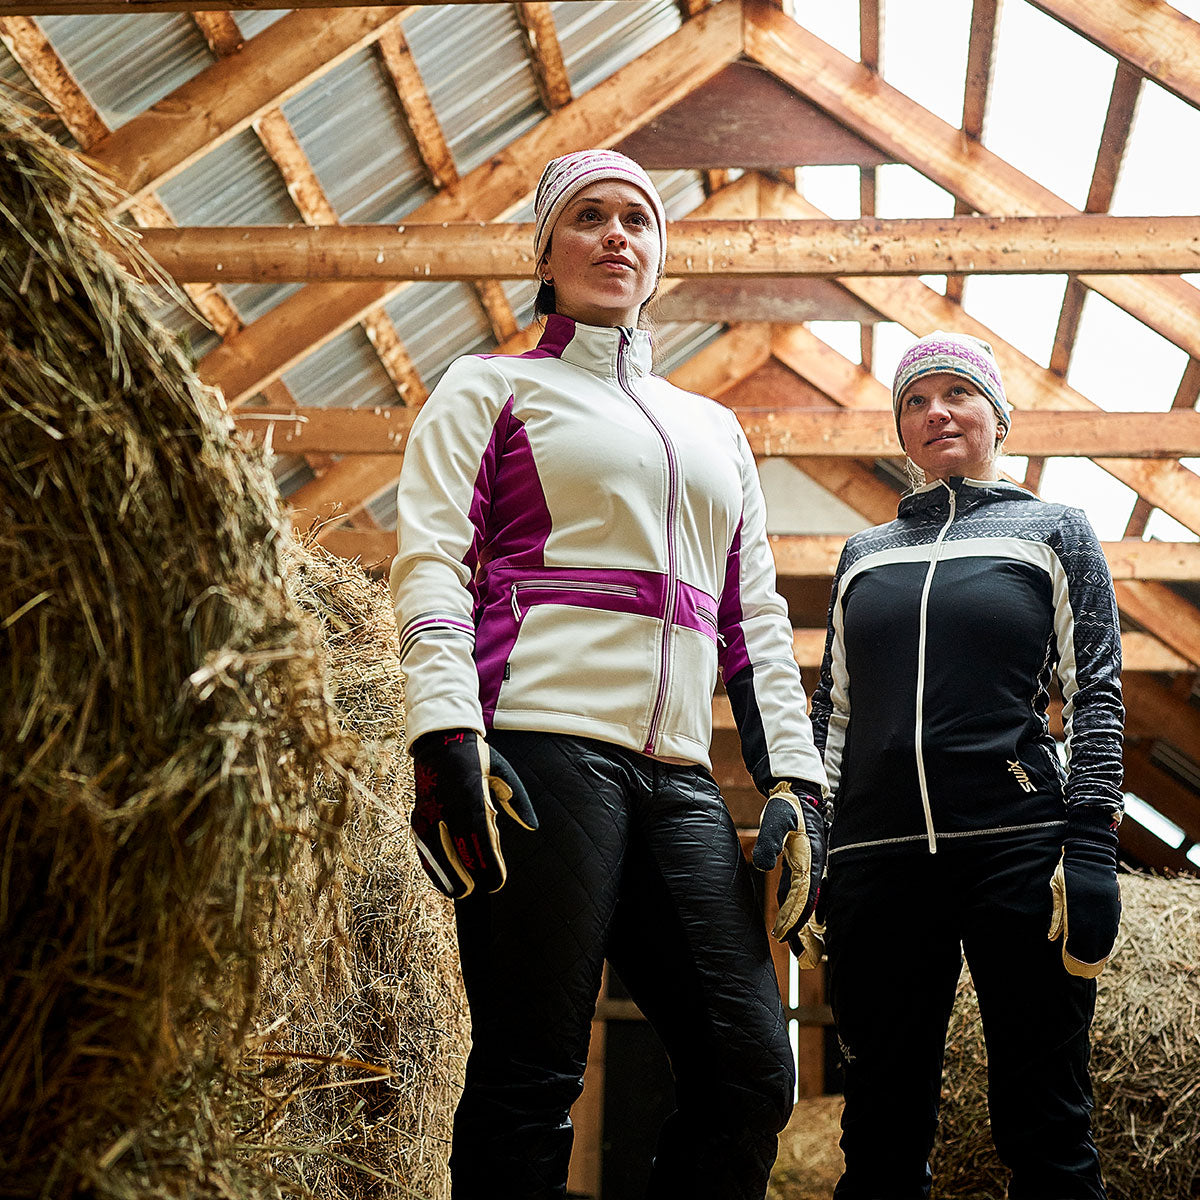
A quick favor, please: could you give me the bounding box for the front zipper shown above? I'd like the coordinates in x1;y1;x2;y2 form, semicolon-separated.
510;579;639;622
618;328;680;755
913;484;957;854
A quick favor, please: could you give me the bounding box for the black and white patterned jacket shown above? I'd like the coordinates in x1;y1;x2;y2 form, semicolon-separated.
809;476;1125;861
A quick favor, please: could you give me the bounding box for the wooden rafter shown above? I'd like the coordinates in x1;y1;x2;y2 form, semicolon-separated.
288;525;1200;591
196;2;744;407
237;404;1200;461
743;2;1200;361
1049;61;1142;377
1027;0;1200;112
947;0;999;305
187;28;420;416
757;175;1200;536
374;22;520;364
87;8;413;207
514;3;573;113
136;213;1200;283
858;0;881;72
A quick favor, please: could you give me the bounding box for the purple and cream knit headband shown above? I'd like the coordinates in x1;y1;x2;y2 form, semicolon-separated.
891;330;1012;445
533;150;667;273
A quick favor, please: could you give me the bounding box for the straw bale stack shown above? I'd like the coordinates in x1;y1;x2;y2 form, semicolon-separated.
933;872;1200;1199
251;541;467;1200
0;93;350;1193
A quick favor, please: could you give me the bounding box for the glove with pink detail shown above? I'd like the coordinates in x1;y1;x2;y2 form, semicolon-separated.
408;729;537;899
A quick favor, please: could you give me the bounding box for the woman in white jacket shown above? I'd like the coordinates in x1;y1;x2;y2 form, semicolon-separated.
390;150;828;1200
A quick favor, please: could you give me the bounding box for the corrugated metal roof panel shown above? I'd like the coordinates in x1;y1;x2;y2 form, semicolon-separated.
553;0;682;97
232;12;286;39
280;48;434;223
384;281;494;389
38;14;210;128
280;324;400;411
405;4;544;179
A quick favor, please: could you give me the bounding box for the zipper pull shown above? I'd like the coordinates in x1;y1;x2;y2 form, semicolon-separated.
511;583;521;622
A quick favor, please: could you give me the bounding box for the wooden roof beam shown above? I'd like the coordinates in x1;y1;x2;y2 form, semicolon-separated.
948;0;998;304
87;8;414;208
197;0;744;407
1027;0;1200;113
314;526;1200;588
239;405;1200;461
515;3;573;113
139;213;1200;283
759;177;1200;536
744;2;1200;361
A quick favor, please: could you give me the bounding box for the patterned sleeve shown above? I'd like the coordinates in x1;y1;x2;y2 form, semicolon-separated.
1049;506;1125;819
808;540;853;800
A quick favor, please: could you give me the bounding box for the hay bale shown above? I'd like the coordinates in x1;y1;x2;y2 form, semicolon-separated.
770;1094;844;1200
934;873;1200;1200
0;92;349;1193
248;541;467;1200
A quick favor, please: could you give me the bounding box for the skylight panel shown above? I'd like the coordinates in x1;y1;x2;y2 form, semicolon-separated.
872;321;917;389
786;0;860;61
1067;292;1189;413
808;322;863;364
874;164;956;218
1037;458;1136;539
877;0;972;130
1144;510;1200;544
961;275;1068;367
1110;81;1200;218
984;0;1116;210
797;166;861;219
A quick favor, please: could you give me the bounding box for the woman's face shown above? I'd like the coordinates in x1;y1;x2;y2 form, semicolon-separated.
898;372;1003;482
541;180;660;328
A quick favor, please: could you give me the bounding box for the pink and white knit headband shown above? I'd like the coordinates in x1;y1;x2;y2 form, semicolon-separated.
533;149;667;272
891;330;1012;444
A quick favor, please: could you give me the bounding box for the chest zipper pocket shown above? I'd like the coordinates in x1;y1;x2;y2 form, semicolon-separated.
511;579;640;622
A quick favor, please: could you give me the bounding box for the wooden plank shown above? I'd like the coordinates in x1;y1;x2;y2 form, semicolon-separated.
138;213;1200;283
744;3;1200;361
616;59;893;169
316;528;1200;588
0;0;563;8
87;8;412;207
1115;579;1200;667
191;11;243;56
515;2;573;113
376;25;458;191
238;404;1200;460
1122;673;1200;763
197;1;743;406
1027;0;1200;112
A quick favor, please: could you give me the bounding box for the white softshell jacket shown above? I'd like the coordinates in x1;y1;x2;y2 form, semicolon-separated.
390;315;827;795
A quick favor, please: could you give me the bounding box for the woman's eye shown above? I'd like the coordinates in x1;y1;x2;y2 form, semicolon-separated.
628;213;649;227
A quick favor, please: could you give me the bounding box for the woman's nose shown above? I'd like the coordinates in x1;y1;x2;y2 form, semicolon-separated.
603;222;627;245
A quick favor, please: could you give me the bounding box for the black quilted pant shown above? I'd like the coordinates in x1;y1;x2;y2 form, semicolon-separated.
826;834;1105;1200
449;729;794;1200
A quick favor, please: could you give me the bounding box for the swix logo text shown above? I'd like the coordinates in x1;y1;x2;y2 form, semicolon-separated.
1007;760;1035;793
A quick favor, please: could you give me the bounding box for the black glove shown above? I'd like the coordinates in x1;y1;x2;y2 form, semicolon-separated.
751;780;828;966
1048;804;1122;978
409;729;537;899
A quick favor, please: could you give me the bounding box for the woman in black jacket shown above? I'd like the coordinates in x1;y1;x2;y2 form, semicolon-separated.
808;331;1124;1200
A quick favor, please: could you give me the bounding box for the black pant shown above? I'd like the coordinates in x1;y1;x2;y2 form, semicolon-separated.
449;730;794;1200
825;834;1104;1200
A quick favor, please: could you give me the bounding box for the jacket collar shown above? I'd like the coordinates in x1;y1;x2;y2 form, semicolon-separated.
537;314;653;379
897;475;1032;518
